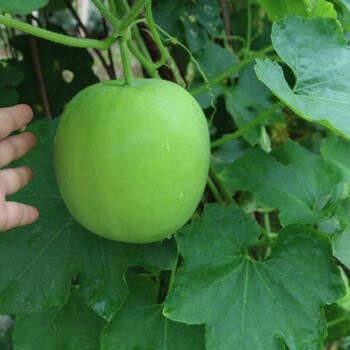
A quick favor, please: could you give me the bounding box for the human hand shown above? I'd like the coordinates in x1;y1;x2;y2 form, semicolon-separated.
0;105;39;231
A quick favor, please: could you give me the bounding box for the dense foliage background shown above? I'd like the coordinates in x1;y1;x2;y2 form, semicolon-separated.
1;0;350;349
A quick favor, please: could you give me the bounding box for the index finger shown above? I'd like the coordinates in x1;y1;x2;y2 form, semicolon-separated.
0;105;33;140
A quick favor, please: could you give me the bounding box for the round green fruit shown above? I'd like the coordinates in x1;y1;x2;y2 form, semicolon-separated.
54;78;210;243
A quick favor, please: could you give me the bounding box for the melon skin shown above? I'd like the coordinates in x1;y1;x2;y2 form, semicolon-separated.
54;79;210;243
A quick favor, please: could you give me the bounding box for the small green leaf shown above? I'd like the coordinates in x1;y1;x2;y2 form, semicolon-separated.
154;0;223;54
255;0;308;21
321;138;350;181
164;204;344;350
13;292;106;350
192;42;238;108
101;275;205;350
308;0;338;20
225;63;277;145
194;42;237;81
0;0;49;14
255;0;337;21
211;139;249;172
333;229;350;269
220;140;344;226
255;16;350;138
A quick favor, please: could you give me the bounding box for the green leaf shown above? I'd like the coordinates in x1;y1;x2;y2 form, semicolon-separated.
46;0;73;11
190;0;224;38
164;204;345;350
194;42;237;81
211;139;249;172
325;303;350;342
101;275;205;350
333;229;350;269
255;0;308;21
0;119;177;320
337;268;350;312
333;0;350;31
153;0;223;53
321;138;350;181
0;64;23;107
192;42;238;108
220;140;344;226
13;292;106;350
308;0;338;20
0;0;49;15
335;0;350;12
255;16;350;138
255;0;337;21
224;63;277;145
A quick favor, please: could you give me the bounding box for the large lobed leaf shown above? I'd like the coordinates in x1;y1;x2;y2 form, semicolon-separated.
13;292;105;350
101;275;205;350
0;119;177;320
219;140;344;226
164;205;345;350
255;16;350;138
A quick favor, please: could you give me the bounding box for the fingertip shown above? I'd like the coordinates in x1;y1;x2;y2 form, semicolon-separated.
30;206;40;223
17;104;34;122
23;132;37;149
23;205;39;226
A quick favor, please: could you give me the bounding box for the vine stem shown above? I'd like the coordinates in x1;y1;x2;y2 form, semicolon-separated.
168;249;179;292
118;0;150;33
145;0;167;69
209;164;236;205
327;314;350;328
0;14;115;50
92;0;120;28
190;45;274;97
119;38;134;85
211;101;284;149
108;0;117;17
207;177;225;204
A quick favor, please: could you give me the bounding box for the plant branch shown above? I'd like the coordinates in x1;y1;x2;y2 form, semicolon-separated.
127;38;157;77
119;38;133;85
0;14;116;50
207;176;225;204
327;314;350;328
92;0;120;28
211;101;284;148
145;1;166;69
65;0;116;79
190;45;274;96
209;163;236;205
118;0;150;33
101;17;117;79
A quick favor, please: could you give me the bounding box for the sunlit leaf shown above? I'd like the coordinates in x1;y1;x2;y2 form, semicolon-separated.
255;16;350;138
164;205;344;349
